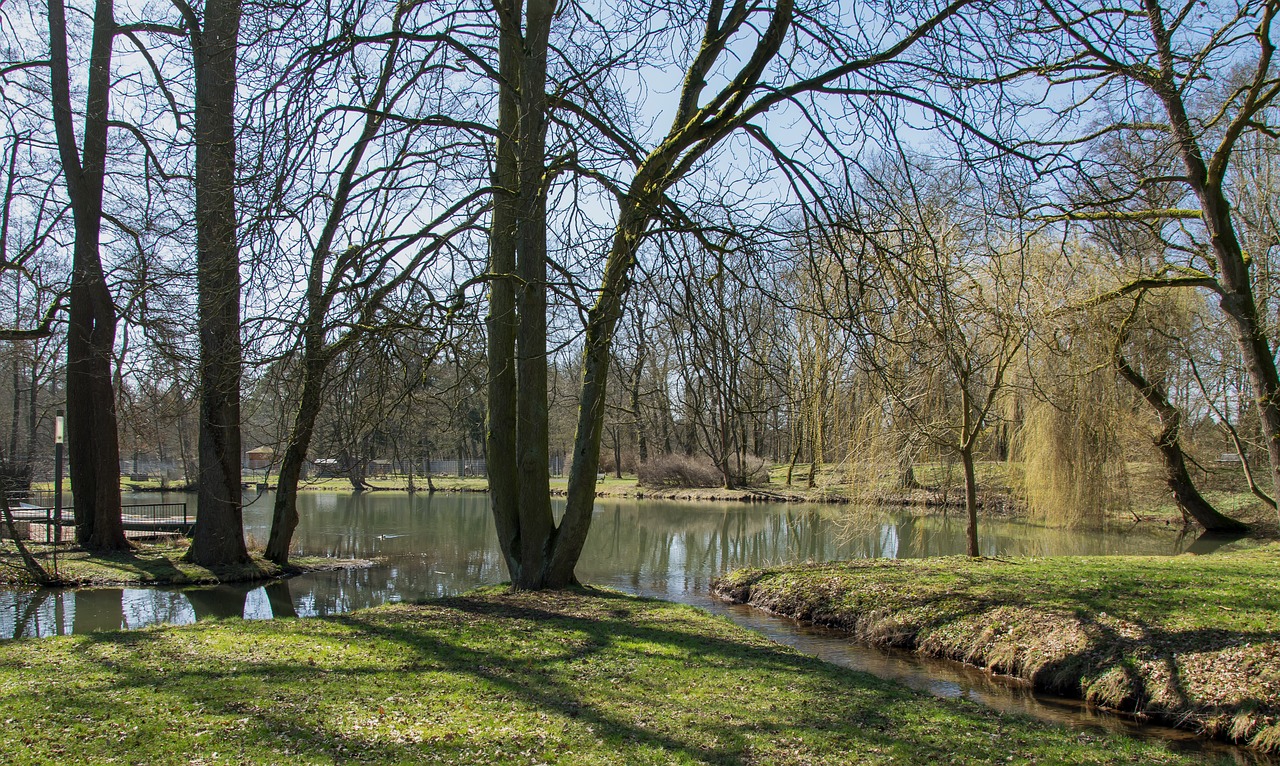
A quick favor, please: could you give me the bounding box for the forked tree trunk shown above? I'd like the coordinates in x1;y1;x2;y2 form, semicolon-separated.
485;0;797;589
49;0;126;550
485;0;557;589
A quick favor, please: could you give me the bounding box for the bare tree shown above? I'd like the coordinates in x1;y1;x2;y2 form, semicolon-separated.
975;0;1280;527
252;1;490;563
170;0;252;565
486;0;975;588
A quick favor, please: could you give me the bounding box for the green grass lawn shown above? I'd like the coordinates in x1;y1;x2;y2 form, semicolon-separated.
0;588;1227;764
714;544;1280;752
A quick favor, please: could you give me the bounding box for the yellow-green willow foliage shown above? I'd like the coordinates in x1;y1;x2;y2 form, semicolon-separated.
1015;240;1132;527
1018;387;1130;528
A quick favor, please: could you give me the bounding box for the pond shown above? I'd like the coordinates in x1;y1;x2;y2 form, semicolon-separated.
0;490;1265;762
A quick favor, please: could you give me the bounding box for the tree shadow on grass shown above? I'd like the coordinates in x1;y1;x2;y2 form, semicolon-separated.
28;588;1007;765
327;588;903;763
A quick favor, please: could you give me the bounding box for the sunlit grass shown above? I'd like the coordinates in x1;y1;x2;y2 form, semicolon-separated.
716;544;1280;752
0;588;1221;764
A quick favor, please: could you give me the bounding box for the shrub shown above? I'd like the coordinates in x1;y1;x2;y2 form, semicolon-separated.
637;453;724;488
597;450;639;475
637;453;771;489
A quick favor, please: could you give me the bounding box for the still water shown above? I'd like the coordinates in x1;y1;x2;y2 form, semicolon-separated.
1;489;1215;638
0;491;1264;761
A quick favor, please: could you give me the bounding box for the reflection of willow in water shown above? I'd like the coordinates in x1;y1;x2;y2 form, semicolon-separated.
831;505;1200;559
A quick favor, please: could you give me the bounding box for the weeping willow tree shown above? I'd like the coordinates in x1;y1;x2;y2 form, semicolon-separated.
1016;244;1132;528
1018;384;1130;528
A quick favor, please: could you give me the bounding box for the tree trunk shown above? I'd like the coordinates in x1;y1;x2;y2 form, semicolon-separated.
961;445;979;557
8;366;19;469
551;206;649;587
49;0;125;551
23;363;38;482
785;438;801;487
21;353;47;482
347;454;368;492
898;460;919;491
260;26;402;564
511;0;556;587
1114;351;1247;532
1149;50;1280;528
484;0;522;582
188;0;249;567
265;356;326;564
484;0;797;589
631;354;648;463
611;428;623;479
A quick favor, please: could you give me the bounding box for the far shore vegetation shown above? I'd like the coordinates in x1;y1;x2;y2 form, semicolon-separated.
82;456;1280;538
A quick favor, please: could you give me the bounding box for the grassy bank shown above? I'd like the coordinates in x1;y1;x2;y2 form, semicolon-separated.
713;544;1280;753
0;539;367;587
0;588;1234;765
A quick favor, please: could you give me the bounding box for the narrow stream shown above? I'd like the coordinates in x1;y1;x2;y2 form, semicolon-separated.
0;491;1268;763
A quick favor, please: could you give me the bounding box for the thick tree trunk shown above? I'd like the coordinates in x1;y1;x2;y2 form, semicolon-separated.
484;4;522;583
482;0;560;589
49;0;125;551
511;0;556;587
1148;36;1280;528
346;454;369;492
1114;352;1247;532
188;0;249;567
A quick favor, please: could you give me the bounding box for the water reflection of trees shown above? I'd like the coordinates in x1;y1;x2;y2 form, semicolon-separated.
2;494;1198;637
0;578;310;638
